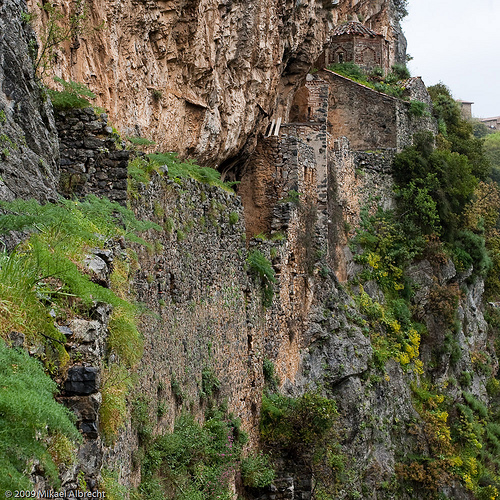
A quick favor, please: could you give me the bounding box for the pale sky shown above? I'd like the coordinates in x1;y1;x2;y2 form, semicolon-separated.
401;0;500;119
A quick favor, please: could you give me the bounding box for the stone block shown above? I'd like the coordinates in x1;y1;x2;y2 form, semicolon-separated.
108;150;130;160
64;366;100;395
83;137;104;149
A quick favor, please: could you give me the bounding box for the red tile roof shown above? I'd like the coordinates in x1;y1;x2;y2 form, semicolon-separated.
332;21;381;37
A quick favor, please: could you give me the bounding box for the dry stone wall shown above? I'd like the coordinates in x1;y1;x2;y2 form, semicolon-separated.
56;108;130;204
127;174;267;447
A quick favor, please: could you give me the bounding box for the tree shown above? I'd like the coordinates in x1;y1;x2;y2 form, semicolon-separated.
484;132;500;180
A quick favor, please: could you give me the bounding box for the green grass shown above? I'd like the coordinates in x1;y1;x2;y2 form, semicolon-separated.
147;152;236;192
326;62;408;99
127;137;156;147
0;197;160;349
0;196;160;452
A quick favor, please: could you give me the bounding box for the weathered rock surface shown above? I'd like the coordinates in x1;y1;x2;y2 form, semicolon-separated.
0;0;59;201
27;0;404;165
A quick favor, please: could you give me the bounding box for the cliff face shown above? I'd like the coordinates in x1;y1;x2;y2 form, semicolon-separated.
0;0;59;201
26;0;403;165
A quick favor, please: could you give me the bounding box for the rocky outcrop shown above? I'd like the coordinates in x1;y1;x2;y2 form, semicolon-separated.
0;0;59;202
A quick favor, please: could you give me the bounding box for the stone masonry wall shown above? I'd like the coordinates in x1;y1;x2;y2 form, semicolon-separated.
319;70;399;150
55;108;130;205
125;175;267;451
328;137;396;281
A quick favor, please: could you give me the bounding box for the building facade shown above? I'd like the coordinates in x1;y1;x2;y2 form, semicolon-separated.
316;21;390;75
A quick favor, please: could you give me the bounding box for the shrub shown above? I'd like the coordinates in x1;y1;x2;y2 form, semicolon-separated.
228;211;239;225
241;452;275;488
139;409;247;499
260;392;337;449
263;358;280;392
171;377;183;403
484;132;500;172
0;197;157;448
390;63;410;81
151;89;163;102
408;100;428;117
201;368;221;398
247;249;276;307
48;77;96;110
0;340;80;491
452;229;491;276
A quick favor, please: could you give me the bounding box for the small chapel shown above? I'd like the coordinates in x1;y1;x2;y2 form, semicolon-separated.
316;21;391;75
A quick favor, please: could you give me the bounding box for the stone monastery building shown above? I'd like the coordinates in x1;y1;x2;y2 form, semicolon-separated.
316;21;391;75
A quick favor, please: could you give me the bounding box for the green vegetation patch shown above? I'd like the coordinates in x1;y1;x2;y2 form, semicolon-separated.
260;392;337;448
327;62;410;99
0;196;160;451
247;249;276;307
148;152;236;192
138;408;248;500
48;77;96;110
0;340;81;492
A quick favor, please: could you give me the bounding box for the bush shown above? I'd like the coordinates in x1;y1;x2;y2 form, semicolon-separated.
0;340;80;491
241;452;275;488
393;130;480;244
201;367;221;398
228;211;239;225
263;358;280;392
247;249;276;307
139;409;247;499
452;230;491;276
408;100;428;118
48;77;96;110
260;392;337;449
390;63;410;81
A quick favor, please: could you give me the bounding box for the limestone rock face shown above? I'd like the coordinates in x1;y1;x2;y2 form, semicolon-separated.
0;0;59;201
27;0;402;165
